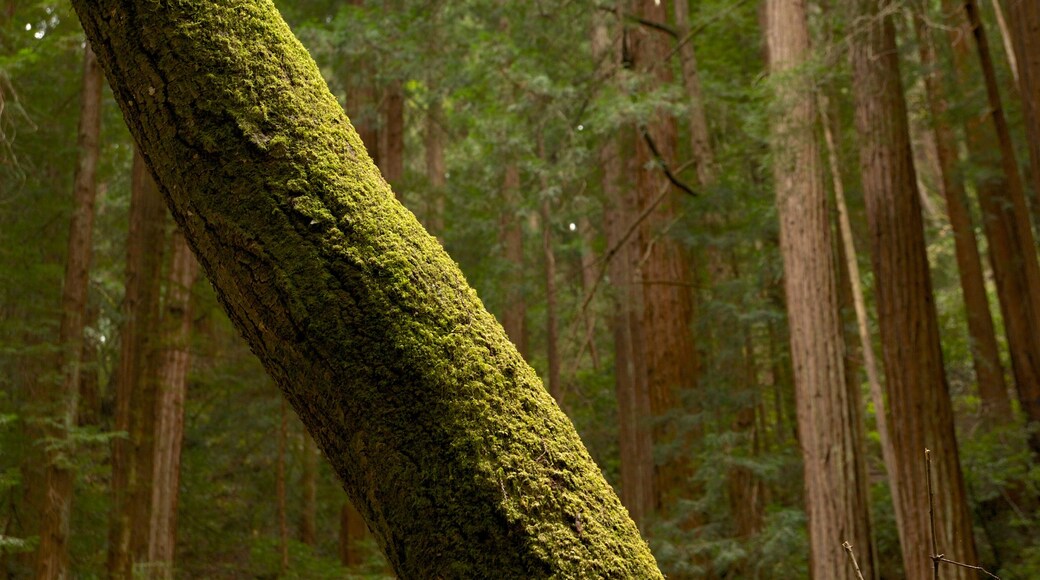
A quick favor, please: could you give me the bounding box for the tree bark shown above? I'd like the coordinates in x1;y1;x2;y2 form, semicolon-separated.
595;12;655;530
911;1;1011;420
673;0;716;187
33;42;103;580
500;163;529;359
850;2;979;577
73;1;661;576
145;228;199;579
767;2;874;577
298;432;318;546
107;151;167;579
1003;0;1040;215
541;197;561;403
380;79;404;191
630;0;698;513
946;0;1040;450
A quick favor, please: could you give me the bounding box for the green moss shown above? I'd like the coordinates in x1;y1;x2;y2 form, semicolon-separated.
73;0;662;577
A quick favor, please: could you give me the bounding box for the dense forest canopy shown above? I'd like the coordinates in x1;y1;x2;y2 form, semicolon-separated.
3;0;1040;578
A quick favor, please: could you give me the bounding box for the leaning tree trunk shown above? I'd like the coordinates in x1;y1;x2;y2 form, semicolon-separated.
72;1;661;577
766;1;874;576
850;1;978;578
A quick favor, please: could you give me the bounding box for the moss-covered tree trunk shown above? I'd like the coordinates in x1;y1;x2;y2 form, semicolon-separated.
72;1;661;577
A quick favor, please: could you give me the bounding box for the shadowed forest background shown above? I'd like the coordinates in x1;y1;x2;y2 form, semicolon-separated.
5;0;1040;578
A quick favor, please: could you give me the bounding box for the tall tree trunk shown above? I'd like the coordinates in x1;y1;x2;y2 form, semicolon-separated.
576;215;600;371
107;151;167;579
298;433;318;546
380;80;404;192
850;2;978;577
500;163;528;359
425;100;446;235
541;198;561;403
74;1;661;576
946;0;1040;451
1003;0;1040;215
673;0;717;187
767;2;874;577
630;0;698;514
595;12;655;530
911;1;1011;420
34;42;103;580
144;228;199;579
339;502;367;567
277;399;289;575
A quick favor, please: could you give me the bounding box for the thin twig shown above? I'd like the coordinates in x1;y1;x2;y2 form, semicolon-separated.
640;125;697;197
842;541;866;580
926;448;939;580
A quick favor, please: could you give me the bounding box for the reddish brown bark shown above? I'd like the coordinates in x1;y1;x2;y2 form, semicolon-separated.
630;0;698;512
339;502;367;567
144;228;198;578
34;43;103;580
912;1;1011;419
947;0;1040;446
767;1;874;576
595;5;653;529
380;80;404;190
108;151;167;579
850;1;978;577
1003;0;1040;215
500;163;528;359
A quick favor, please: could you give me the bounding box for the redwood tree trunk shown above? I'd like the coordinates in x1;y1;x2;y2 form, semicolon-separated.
73;1;661;576
767;1;874;576
34;42;103;580
500;163;529;359
630;0;698;513
107;152;167;579
145;228;199;578
912;0;1010;419
850;1;978;577
946;0;1040;448
1003;0;1040;215
595;13;655;530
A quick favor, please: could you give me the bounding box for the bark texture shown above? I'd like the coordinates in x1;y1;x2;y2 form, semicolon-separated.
145;228;199;578
72;1;660;576
912;1;1010;419
850;2;978;577
1004;0;1040;214
767;2;874;576
630;0;698;512
947;0;1040;446
108;151;167;579
34;43;103;580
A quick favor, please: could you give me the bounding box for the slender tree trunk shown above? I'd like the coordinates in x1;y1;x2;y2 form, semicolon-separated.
277;399;289;575
380;80;404;191
74;1;662;576
541;198;561;403
576;215;600;371
107;151;167;579
947;0;1040;451
911;2;1011;420
425;100;446;235
500;163;528;359
673;0;716;187
595;12;655;530
34;43;103;580
630;0;698;513
298;433;318;546
144;228;198;579
339;502;367;567
767;2;874;577
1003;0;1040;214
850;2;978;577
